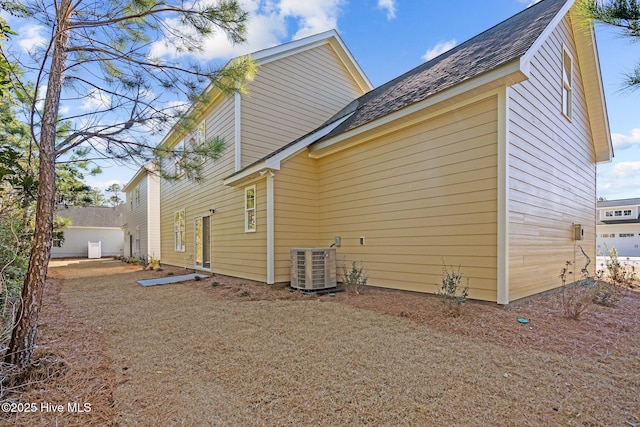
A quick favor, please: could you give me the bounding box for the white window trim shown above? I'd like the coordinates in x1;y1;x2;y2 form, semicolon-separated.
174;139;185;177
174;209;186;252
245;185;256;233
562;46;573;120
135;226;141;254
134;186;141;208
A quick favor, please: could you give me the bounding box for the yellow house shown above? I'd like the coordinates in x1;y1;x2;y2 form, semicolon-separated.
160;0;613;304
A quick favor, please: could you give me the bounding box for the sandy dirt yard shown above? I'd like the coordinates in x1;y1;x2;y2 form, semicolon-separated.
2;259;639;426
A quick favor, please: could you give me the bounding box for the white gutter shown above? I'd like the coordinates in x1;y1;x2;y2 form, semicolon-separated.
265;170;275;284
497;87;510;305
234;93;242;172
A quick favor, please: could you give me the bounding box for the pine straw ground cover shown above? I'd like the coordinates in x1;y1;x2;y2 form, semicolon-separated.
2;259;639;426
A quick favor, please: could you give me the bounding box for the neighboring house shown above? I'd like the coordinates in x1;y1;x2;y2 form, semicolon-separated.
122;163;161;260
596;198;640;257
51;205;126;258
154;0;612;304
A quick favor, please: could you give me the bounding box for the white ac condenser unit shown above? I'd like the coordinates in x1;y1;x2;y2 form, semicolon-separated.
290;248;337;291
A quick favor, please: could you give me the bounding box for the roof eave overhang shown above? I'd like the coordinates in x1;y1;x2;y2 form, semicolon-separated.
309;60;527;159
568;6;614;163
223;113;353;187
253;30;373;93
123;163;155;192
158;31;373;153
519;0;613;164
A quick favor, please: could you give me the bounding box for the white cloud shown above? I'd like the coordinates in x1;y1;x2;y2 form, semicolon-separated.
150;0;344;62
609;161;640;179
378;0;397;20
422;39;457;62
16;24;47;54
598;161;640;199
81;89;111;111
612;128;640;150
278;0;344;39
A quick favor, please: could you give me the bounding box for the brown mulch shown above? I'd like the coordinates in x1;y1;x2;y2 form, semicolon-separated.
2;259;639;426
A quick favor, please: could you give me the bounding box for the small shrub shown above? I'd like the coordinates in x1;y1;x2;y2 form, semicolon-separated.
148;256;161;270
138;256;150;270
598;244;637;288
194;275;202;281
592;281;622;307
126;257;137;264
558;248;597;320
436;261;469;316
342;261;368;295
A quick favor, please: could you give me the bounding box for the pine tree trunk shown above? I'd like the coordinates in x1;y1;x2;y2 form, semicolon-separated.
4;1;71;369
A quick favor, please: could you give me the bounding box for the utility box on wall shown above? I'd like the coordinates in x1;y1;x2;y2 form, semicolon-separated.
573;224;584;241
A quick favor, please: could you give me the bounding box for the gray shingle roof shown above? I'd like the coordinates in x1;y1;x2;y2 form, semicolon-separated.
597;198;640;208
225;0;571;181
317;0;569;141
56;205;126;228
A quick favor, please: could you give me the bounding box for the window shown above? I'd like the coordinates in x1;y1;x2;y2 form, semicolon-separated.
195;123;206;164
174;209;186;251
134;186;141;208
245;186;256;232
602;233;615;238
52;231;64;247
620;233;635;238
605;209;633;218
562;48;573;119
174;139;185;177
135;227;141;253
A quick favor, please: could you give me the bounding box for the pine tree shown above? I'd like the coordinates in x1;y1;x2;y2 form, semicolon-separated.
578;0;640;88
2;0;255;368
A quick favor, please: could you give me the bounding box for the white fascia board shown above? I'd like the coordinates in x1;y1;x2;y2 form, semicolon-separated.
253;30;373;92
310;61;526;158
520;0;576;70
223;113;353;186
252;30;339;64
123;163;154;193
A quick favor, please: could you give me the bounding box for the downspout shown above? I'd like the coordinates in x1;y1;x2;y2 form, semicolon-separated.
266;170;275;284
497;87;510;304
234;92;242;172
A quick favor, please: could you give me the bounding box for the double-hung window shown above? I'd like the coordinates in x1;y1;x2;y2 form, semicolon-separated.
562;47;573;119
174;209;186;251
135;226;141;253
245;186;256;232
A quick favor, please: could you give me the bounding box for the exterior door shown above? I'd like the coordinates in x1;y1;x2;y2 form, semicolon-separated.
194;216;211;269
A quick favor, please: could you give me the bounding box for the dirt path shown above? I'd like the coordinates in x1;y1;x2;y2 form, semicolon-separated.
4;259;640;425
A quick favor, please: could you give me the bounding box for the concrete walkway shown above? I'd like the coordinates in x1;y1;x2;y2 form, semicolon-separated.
137;273;209;287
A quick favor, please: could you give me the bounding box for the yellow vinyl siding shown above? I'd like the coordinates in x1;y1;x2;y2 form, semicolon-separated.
507;16;597;301
160;96;239;270
273;152;320;282
241;44;365;167
160;41;367;281
312;96;498;301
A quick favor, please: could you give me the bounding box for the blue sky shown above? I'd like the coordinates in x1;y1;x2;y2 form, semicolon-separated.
6;0;640;200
